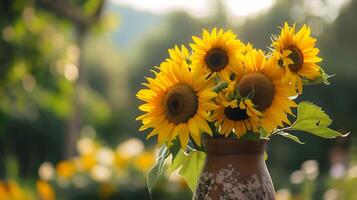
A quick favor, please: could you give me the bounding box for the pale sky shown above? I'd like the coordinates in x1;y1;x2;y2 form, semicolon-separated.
109;0;351;33
109;0;276;19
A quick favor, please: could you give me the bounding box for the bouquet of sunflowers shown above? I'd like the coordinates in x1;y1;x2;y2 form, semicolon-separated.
136;23;348;194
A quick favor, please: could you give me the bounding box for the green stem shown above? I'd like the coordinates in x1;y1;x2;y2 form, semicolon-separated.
212;81;228;93
270;126;294;135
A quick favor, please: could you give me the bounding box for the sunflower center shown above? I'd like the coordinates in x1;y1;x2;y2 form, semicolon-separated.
224;107;249;121
238;72;275;111
164;84;198;124
205;48;228;72
288;46;303;72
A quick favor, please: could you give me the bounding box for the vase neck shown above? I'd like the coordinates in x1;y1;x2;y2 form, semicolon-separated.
204;138;268;156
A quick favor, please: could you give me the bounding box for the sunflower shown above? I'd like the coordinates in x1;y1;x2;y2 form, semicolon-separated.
190;28;245;76
237;50;297;133
136;58;217;149
271;22;323;94
219;43;257;81
167;45;190;67
212;91;262;137
242;43;255;55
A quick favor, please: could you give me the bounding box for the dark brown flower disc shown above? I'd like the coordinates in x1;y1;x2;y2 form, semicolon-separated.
288;46;304;72
224;107;249;121
164;84;198;124
205;48;228;72
238;72;275;111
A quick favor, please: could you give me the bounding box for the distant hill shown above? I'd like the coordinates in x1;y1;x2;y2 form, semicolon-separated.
106;2;163;48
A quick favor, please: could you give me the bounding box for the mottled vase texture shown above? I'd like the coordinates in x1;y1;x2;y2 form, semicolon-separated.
194;138;276;200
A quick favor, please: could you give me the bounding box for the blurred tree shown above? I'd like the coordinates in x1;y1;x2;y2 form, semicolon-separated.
36;0;105;157
0;0;113;178
0;0;74;177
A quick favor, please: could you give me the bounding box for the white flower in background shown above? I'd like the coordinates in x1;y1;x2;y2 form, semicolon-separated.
96;147;115;166
347;165;357;179
64;63;78;82
323;189;339;200
290;160;320;184
38;162;55;181
77;137;96;155
91;165;112;183
289;170;304;184
301;159;319;180
276;188;291;200
329;162;346;179
116;138;144;159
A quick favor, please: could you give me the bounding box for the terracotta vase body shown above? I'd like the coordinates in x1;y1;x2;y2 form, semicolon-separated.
193;138;276;200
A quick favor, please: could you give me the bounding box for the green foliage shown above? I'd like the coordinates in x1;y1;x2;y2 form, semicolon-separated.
168;138;181;159
272;102;348;144
264;151;268;161
292;102;348;138
277;131;305;144
83;0;102;15
260;128;269;138
80;86;112;125
0;0;120;185
4;155;19;179
147;144;206;195
170;150;206;192
212;81;228;93
147;145;169;196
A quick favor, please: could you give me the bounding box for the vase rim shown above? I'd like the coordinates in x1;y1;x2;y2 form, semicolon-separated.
203;137;268;155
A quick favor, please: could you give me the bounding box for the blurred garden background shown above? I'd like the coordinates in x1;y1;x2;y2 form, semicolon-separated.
0;0;356;199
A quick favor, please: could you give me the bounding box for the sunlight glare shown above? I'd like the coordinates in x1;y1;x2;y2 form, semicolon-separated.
224;0;275;17
110;0;212;18
110;0;275;18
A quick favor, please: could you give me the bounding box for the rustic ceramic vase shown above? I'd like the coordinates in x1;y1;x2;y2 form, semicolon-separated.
193;138;276;200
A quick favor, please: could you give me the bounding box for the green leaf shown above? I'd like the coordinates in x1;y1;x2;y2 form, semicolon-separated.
212;81;228;93
147;144;169;197
170;150;206;192
292;102;349;138
168;138;181;160
260;128;269;138
264;151;268;161
169;150;185;174
277;131;305;144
